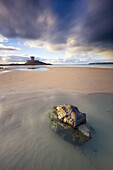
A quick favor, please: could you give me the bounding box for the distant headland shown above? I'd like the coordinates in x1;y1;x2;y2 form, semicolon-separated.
89;62;113;65
0;56;52;66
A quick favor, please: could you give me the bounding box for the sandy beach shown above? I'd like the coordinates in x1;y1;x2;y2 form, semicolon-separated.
0;67;113;95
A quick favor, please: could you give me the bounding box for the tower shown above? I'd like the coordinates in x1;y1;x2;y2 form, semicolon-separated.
30;56;35;61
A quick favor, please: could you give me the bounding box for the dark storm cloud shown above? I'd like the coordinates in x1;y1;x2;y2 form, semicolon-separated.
83;0;113;47
0;0;113;50
0;0;85;42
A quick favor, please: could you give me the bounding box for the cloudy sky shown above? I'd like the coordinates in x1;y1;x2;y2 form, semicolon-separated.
0;0;113;64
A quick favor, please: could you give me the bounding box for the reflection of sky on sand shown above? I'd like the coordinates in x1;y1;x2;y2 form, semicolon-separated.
0;70;12;74
0;68;48;74
15;68;48;71
0;91;113;170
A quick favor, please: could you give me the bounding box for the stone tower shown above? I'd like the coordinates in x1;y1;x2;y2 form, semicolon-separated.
30;56;34;61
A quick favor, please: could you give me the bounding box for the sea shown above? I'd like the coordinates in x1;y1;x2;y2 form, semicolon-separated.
1;63;113;69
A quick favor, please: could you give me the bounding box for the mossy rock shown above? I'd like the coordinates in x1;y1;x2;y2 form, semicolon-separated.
48;105;91;145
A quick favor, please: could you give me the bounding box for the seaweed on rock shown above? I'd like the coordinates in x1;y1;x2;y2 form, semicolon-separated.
48;105;91;145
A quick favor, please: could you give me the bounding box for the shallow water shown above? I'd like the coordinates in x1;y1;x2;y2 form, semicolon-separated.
0;68;48;74
15;68;48;71
0;91;113;170
0;70;12;74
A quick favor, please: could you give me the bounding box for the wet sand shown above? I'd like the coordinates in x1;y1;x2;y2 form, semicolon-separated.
0;91;113;170
0;67;113;95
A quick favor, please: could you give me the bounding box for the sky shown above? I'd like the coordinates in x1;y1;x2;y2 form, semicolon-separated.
0;0;113;64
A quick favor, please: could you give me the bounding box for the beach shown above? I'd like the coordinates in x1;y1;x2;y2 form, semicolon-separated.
0;66;113;170
0;67;113;95
0;0;113;169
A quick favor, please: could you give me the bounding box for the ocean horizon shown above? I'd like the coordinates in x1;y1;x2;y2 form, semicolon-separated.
1;63;113;69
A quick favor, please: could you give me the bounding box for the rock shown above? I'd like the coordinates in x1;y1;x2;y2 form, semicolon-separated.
48;104;91;145
78;124;91;137
55;104;86;128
